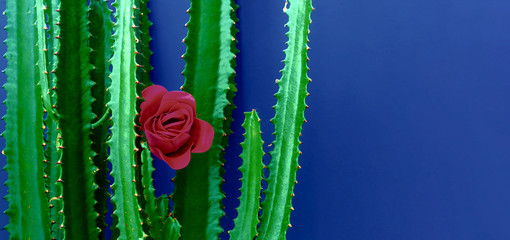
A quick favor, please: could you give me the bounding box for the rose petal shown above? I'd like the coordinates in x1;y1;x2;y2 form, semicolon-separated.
151;142;192;170
140;85;168;128
160;106;193;132
190;118;214;153
156;91;196;117
145;129;191;154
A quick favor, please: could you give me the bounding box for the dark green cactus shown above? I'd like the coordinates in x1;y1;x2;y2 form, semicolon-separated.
55;0;99;239
89;1;113;238
229;110;265;240
171;0;238;239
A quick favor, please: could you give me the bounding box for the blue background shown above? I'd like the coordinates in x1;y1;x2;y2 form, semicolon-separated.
2;0;510;239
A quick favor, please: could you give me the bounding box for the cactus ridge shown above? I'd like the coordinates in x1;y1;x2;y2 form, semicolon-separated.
55;0;99;239
138;0;154;86
230;110;265;240
3;1;52;239
42;0;64;238
172;0;237;239
258;0;314;239
108;0;145;238
88;1;114;239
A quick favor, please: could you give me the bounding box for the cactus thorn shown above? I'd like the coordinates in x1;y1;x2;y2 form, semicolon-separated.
288;224;293;228
56;160;62;164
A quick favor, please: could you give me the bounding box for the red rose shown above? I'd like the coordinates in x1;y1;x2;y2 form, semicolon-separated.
139;85;214;170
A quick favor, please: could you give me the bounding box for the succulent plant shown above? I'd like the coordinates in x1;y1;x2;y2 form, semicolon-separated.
2;0;313;239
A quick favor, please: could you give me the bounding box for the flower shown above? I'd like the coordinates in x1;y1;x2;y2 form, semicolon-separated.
139;85;214;170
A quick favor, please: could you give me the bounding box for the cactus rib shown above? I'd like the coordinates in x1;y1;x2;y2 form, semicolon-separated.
258;0;313;239
172;0;237;239
108;0;145;238
230;110;265;240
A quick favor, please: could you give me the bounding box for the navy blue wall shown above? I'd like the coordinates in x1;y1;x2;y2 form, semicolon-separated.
2;0;510;239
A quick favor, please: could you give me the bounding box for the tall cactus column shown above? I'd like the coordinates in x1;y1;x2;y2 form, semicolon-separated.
3;0;51;239
258;0;314;239
108;0;145;238
172;0;238;239
55;1;99;239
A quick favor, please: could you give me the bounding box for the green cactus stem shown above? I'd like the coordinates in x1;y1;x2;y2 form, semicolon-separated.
42;0;64;238
137;0;153;86
3;0;51;239
108;0;145;238
258;0;313;239
89;1;113;238
172;1;238;239
55;0;99;239
229;110;265;240
141;141;181;239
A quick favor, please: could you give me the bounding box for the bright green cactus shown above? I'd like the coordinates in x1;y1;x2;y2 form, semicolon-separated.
2;0;312;239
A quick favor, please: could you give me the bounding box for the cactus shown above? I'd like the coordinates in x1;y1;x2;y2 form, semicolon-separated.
55;0;99;238
3;0;51;239
258;0;314;239
42;0;64;238
229;110;265;240
171;0;238;239
3;0;312;239
89;1;113;238
108;0;145;238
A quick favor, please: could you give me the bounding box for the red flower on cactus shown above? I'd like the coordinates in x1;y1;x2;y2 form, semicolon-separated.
139;85;214;170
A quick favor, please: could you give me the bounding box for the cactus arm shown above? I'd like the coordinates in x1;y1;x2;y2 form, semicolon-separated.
3;0;51;239
258;0;313;239
42;0;64;238
172;1;237;239
55;0;99;239
222;1;239;159
229;110;265;240
108;0;145;238
89;1;113;238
